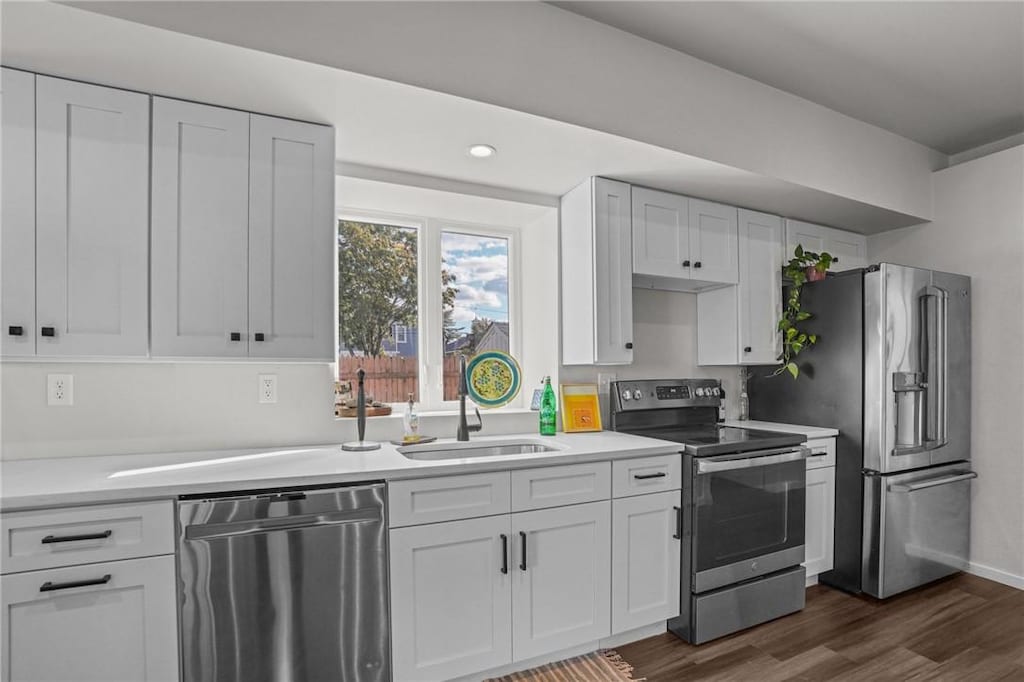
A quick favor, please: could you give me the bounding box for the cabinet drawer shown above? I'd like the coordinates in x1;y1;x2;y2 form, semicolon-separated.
511;462;611;512
389;472;511;527
806;438;836;470
612;454;682;497
1;500;174;574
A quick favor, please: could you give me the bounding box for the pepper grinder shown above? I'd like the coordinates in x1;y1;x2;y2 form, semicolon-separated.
341;368;381;452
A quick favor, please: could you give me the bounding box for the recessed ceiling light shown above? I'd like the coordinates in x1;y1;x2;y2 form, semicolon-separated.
468;144;497;158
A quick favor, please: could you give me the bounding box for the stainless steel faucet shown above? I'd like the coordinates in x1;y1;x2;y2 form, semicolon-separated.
457;355;483;441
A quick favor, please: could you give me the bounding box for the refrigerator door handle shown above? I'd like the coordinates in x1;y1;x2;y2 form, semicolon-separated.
922;285;948;451
888;471;976;493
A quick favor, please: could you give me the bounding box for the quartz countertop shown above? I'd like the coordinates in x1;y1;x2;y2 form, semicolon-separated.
720;419;839;440
0;431;682;511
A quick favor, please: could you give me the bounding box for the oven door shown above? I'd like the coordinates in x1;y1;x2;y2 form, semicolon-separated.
691;447;810;593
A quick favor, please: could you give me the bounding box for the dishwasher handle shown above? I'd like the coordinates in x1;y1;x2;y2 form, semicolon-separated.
184;507;381;541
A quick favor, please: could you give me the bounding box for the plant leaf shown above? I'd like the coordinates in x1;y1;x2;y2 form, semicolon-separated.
786;327;798;340
796;311;812;321
795;244;804;258
786;362;799;379
808;334;818;344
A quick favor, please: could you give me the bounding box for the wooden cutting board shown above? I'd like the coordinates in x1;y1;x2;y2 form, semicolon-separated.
336;405;393;418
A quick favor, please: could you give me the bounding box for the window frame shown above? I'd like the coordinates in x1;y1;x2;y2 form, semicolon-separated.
337;208;522;412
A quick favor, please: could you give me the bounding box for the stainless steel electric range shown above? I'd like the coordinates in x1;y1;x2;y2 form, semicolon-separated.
610;378;811;644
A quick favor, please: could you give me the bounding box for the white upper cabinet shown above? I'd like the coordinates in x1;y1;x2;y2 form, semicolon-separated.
1;68;35;357
698;209;783;365
248;115;335;360
151;98;250;357
631;187;689;279
688;198;739;285
785;219;867;272
632;188;737;291
35;76;150;356
561;178;634;365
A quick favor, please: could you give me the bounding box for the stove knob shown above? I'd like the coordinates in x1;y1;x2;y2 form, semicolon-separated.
621;389;632;402
633;389;644;401
695;388;705;397
712;387;720;397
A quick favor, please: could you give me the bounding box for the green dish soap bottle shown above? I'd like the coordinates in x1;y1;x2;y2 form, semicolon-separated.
539;377;557;436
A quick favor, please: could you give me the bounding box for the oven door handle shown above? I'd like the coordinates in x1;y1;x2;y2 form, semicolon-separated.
695;447;811;474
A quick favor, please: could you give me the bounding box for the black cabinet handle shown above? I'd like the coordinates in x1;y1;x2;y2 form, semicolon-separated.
625;342;633;350
519;531;527;571
681;260;691;267
694;261;702;268
40;326;55;337
673;506;682;540
40;574;112;593
230;332;241;341
254;332;265;342
833;257;840;263
8;326;23;336
500;534;509;575
41;530;112;544
634;472;667;480
744;346;752;353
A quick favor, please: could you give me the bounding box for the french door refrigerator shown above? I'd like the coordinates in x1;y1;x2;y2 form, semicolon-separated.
748;263;975;598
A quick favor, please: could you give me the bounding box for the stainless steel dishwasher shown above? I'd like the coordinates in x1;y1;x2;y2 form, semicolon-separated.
177;482;390;682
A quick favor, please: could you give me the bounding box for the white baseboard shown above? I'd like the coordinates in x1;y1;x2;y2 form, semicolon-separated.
805;574;819;587
967;561;1024;590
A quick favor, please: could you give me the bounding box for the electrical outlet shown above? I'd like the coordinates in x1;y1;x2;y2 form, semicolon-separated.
47;374;74;406
258;374;278;404
597;372;617;394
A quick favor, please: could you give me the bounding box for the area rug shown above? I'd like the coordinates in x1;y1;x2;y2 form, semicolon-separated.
484;649;645;681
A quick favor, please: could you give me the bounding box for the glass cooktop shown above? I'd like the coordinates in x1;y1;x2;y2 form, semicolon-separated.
635;425;805;457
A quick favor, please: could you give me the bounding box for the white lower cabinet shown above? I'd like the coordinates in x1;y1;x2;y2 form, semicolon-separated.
611;491;681;634
804;465;836;577
1;555;179;682
390;515;513;682
511;501;611;661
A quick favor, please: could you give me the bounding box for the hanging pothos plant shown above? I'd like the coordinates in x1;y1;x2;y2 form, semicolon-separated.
774;245;834;379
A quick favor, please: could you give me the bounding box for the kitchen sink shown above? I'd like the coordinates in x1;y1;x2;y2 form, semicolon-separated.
398;439;562;460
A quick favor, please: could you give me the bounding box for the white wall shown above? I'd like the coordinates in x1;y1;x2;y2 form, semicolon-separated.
561;289;742;418
869;145;1024;586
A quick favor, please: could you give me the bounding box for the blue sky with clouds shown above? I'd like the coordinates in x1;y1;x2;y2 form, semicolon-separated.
442;232;509;332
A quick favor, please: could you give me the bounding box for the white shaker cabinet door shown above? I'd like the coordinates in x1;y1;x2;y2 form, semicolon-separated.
1;555;179;682
688;198;738;285
390;516;513;682
34;76;150;356
631;186;689;279
1;68;35;356
738;209;784;364
248;115;335;359
824;230;868;272
593;178;635;365
804;465;836;577
611;491;681;634
151;98;250;357
512;501;611;661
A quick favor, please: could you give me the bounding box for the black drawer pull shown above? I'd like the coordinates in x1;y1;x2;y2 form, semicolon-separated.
41;530;112;544
744;346;752;353
519;531;528;571
40;574;112;593
634;472;667;480
694;261;702;268
8;325;23;336
254;332;265;342
40;326;55;337
673;506;682;540
500;534;509;575
681;260;691;267
229;332;241;341
625;342;634;349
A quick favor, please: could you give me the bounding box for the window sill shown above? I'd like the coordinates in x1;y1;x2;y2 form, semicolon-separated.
334;406;535;421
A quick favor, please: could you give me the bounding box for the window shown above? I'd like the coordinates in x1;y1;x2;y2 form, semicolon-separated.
338;212;517;410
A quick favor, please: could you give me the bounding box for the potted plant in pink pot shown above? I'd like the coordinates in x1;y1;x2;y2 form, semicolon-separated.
774;245;834;378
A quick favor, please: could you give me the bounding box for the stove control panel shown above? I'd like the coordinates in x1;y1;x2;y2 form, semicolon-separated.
611;378;722;412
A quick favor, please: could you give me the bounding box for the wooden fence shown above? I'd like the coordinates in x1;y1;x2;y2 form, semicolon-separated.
338;355;461;402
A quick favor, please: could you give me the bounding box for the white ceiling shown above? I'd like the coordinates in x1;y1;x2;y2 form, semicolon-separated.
554;1;1024;155
2;1;919;232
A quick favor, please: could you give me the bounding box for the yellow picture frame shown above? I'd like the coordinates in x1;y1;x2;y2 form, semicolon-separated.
559;383;603;433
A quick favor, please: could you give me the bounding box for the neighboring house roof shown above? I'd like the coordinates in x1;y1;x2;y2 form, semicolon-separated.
445;335;472;353
475;321;510;353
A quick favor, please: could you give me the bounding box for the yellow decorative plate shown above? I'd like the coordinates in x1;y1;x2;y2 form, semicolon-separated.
465;351;522;408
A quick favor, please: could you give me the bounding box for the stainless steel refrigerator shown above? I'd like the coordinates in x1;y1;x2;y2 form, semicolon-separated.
748;263;975;598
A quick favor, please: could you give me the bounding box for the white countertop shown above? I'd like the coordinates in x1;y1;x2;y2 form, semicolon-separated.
0;431;682;511
720;420;839;440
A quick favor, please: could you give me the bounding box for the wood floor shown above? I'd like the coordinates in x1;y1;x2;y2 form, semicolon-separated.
616;574;1023;681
